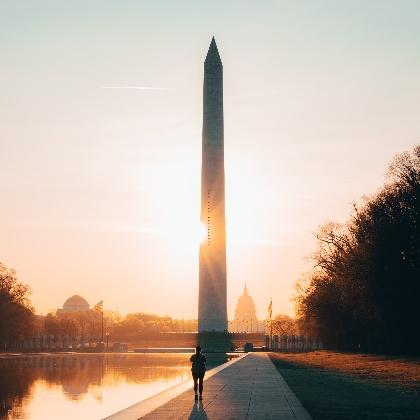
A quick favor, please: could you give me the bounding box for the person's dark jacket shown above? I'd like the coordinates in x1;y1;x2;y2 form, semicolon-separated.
190;353;206;375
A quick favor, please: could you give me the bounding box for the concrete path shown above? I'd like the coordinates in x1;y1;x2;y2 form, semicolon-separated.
107;353;312;420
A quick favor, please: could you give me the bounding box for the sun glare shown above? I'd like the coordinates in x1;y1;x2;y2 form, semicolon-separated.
136;155;276;258
197;222;207;244
163;220;207;247
135;157;209;257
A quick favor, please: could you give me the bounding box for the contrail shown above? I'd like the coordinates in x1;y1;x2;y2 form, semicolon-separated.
100;86;165;90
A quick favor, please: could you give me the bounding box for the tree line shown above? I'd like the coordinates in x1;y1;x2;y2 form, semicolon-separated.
0;264;34;342
0;264;197;344
296;145;420;354
36;311;198;340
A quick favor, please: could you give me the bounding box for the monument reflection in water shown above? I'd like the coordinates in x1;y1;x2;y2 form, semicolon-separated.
0;353;229;419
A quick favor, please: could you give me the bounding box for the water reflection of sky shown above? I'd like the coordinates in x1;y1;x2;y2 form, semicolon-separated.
0;353;228;419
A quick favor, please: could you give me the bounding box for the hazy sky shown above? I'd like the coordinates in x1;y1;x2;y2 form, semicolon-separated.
1;1;419;318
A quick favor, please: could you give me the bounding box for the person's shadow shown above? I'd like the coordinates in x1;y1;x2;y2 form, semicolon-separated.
188;401;208;419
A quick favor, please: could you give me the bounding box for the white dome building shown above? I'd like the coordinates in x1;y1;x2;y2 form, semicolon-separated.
60;295;90;313
231;284;260;332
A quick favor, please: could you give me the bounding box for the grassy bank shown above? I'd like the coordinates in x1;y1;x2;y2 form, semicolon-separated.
270;351;420;420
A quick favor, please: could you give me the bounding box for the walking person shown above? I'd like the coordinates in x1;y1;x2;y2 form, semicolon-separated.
190;346;206;400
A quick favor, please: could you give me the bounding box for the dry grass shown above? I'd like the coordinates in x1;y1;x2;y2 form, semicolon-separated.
271;350;420;393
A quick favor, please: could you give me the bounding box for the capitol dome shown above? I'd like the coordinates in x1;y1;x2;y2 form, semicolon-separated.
233;284;258;332
62;295;90;312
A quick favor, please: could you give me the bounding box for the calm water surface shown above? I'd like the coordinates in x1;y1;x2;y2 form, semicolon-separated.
0;353;230;419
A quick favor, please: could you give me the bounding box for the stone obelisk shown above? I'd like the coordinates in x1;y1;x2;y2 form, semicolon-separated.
198;37;228;332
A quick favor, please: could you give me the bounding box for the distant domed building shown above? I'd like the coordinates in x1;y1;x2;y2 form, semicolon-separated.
58;295;90;313
230;284;261;332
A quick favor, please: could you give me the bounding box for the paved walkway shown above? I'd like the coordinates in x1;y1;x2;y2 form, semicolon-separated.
106;353;311;420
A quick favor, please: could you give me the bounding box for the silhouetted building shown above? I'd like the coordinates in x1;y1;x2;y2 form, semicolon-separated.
229;285;265;332
58;295;90;313
199;37;228;332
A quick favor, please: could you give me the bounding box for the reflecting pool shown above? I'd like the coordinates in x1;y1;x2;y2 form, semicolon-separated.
0;353;231;419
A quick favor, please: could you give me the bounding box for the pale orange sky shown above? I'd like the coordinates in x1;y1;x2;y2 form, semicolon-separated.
1;1;419;319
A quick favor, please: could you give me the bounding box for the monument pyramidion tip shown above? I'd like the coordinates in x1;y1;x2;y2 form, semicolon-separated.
205;37;222;64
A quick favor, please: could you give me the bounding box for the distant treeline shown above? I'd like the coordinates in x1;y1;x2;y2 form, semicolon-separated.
0;264;197;344
35;311;198;341
297;145;420;355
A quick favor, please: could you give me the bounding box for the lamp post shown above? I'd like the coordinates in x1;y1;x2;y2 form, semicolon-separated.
270;319;273;350
101;310;104;342
105;332;110;351
268;298;273;350
94;300;104;343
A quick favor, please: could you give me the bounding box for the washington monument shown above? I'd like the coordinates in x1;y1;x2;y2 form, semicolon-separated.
198;37;228;332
